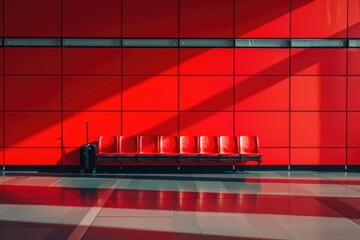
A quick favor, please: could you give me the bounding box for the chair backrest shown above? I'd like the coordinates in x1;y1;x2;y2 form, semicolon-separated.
159;136;179;154
199;136;219;154
139;135;158;154
239;136;260;154
179;136;198;155
118;136;138;154
98;136;117;154
219;136;238;155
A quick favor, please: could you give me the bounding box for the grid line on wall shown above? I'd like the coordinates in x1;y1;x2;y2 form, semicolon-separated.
0;0;358;167
2;0;4;170
60;0;64;167
289;0;292;169
233;0;236;137
178;0;180;137
345;0;349;170
120;0;123;136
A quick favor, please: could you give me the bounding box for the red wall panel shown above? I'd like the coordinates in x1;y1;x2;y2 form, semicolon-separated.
348;49;360;75
235;76;289;111
63;148;80;166
4;0;61;37
180;48;233;75
63;0;121;37
123;112;178;136
5;76;61;111
63;48;121;75
0;1;357;167
0;148;2;166
348;148;360;165
235;48;289;75
180;112;233;136
5;148;62;165
0;48;3;74
180;0;234;38
235;112;289;147
236;0;290;38
291;112;346;147
180;76;233;111
5;112;62;147
0;77;3;110
5;48;61;75
291;0;347;38
349;0;360;37
348;112;360;147
0;0;2;36
122;48;178;75
348;77;360;111
260;148;289;166
0;112;3;147
63;112;121;147
123;76;178;111
123;0;178;37
291;148;346;165
63;76;121;111
290;76;346;111
291;48;346;75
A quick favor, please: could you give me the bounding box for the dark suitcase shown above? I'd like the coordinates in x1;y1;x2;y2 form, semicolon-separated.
80;144;97;173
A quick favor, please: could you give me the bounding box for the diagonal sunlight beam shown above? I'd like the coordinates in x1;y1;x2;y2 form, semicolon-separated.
1;0;331;163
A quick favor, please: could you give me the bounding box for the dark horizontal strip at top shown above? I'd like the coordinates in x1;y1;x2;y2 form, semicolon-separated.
63;38;121;47
4;38;61;47
122;39;178;47
291;39;347;47
236;39;290;47
1;38;360;48
180;39;234;47
349;39;360;47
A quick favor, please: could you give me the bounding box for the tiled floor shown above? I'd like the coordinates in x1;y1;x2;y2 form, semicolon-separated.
1;171;360;240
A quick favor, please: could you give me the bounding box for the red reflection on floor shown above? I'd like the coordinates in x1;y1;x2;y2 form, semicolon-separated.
0;220;278;240
0;182;359;218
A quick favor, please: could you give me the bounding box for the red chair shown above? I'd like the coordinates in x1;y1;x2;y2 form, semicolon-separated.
118;136;138;160
159;136;179;161
199;136;219;158
219;136;239;159
97;136;118;159
179;136;199;161
238;136;262;163
138;136;158;160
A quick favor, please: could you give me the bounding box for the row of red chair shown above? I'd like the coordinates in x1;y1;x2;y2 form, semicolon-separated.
96;136;262;163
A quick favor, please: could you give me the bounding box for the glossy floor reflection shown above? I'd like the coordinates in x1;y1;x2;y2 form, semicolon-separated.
1;171;360;240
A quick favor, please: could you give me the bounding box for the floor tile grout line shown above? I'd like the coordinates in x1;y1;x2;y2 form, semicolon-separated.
66;178;121;240
49;177;64;186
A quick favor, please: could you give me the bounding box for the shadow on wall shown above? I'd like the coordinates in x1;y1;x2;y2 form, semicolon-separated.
4;0;349;166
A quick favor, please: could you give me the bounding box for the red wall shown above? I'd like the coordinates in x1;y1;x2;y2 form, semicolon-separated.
1;0;360;166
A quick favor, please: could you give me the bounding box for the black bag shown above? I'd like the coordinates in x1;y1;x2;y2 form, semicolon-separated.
80;144;97;173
